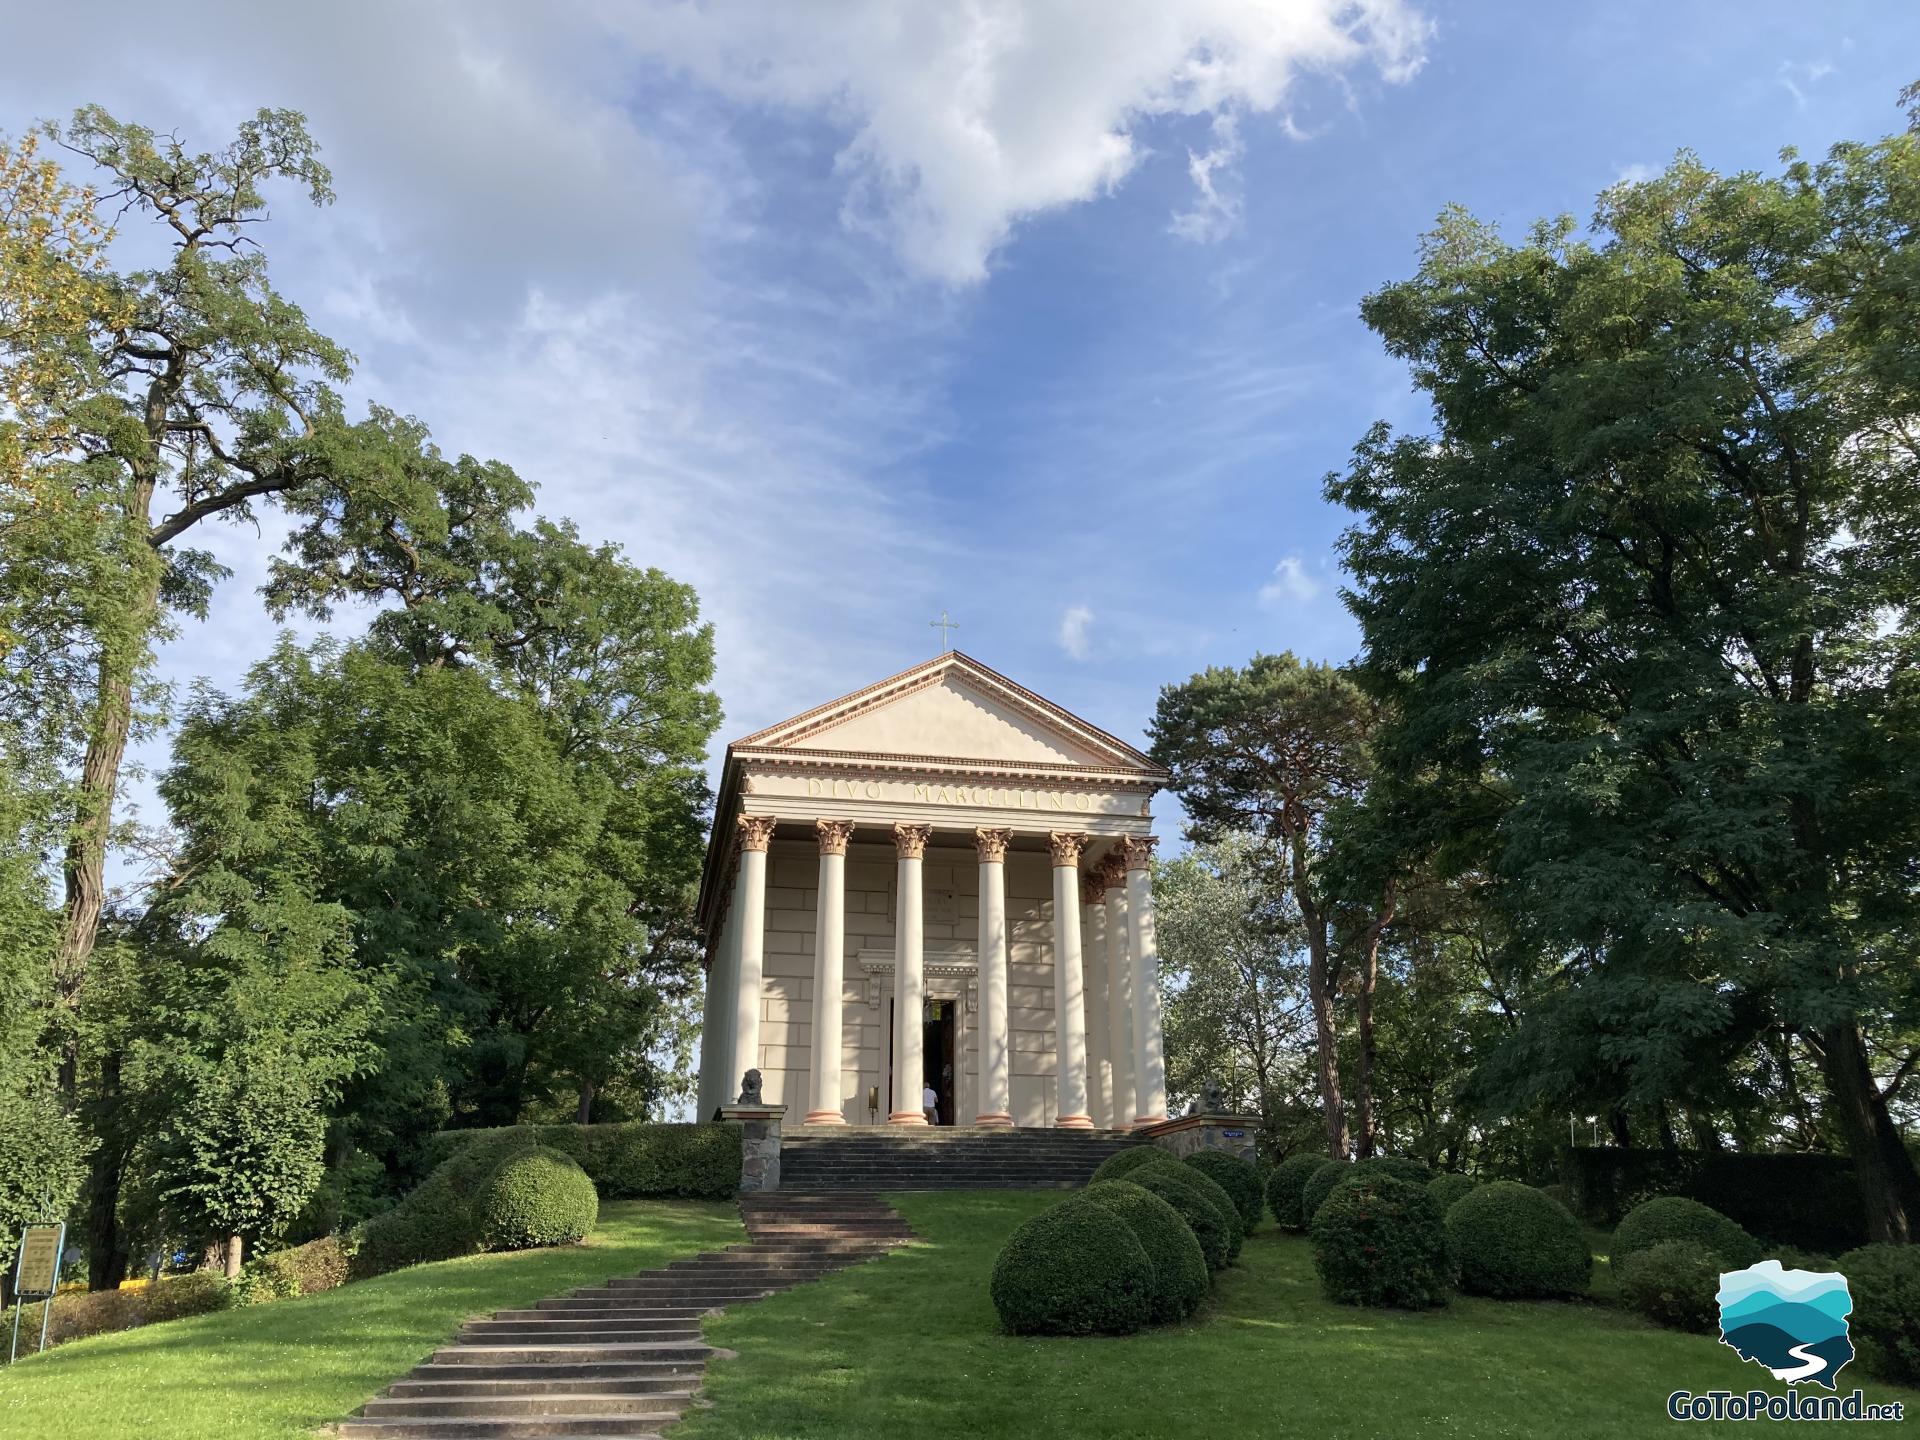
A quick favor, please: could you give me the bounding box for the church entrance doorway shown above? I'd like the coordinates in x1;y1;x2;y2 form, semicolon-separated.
924;998;957;1125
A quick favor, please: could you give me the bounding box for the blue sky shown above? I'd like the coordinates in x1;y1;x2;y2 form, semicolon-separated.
1;0;1914;868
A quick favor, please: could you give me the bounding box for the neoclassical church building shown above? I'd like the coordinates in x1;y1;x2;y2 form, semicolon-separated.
694;652;1172;1131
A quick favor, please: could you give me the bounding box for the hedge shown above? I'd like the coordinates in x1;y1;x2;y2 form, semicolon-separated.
1156;1158;1244;1261
1310;1173;1453;1309
355;1131;538;1276
1184;1151;1263;1232
990;1196;1154;1336
1446;1181;1591;1299
1836;1243;1920;1385
1091;1146;1167;1184
422;1121;742;1199
247;1234;353;1300
480;1148;599;1249
1427;1172;1477;1214
1612;1196;1762;1271
1300;1160;1351;1227
1082;1179;1211;1323
1618;1240;1722;1332
1129;1163;1235;1271
1563;1147;1867;1250
0;1272;230;1354
1267;1153;1332;1231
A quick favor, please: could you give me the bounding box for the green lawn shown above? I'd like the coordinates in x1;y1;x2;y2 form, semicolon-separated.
683;1192;1914;1440
0;1198;743;1440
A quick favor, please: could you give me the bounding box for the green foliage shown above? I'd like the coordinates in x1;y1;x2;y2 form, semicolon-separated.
479;1148;599;1250
1330;128;1920;1237
1266;1153;1333;1231
243;1234;353;1304
1445;1181;1591;1299
1090;1146;1164;1183
1156;1157;1244;1260
989;1196;1153;1336
1427;1173;1477;1214
1128;1160;1235;1272
1835;1243;1920;1384
1618;1240;1722;1333
143;1271;233;1324
352;1131;533;1276
1309;1173;1453;1309
1564;1147;1868;1251
1613;1196;1762;1270
1184;1149;1264;1231
423;1122;742;1199
1081;1179;1210;1324
1300;1159;1349;1224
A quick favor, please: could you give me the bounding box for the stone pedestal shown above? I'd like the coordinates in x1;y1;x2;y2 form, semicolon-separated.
717;1104;786;1192
1143;1113;1259;1163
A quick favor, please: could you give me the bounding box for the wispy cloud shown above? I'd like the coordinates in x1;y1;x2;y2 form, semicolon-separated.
1171;114;1246;243
1058;605;1096;661
1258;556;1322;608
1777;58;1836;110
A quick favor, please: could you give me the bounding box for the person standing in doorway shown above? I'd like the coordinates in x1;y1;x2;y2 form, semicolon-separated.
922;1082;939;1125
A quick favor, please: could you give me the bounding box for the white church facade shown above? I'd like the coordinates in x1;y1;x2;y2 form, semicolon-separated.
693;651;1172;1130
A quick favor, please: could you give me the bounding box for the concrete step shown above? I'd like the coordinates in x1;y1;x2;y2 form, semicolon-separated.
407;1362;704;1385
363;1393;693;1418
335;1419;668;1437
390;1376;698;1399
428;1343;710;1366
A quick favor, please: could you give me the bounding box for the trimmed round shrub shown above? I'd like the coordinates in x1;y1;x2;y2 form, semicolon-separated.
1130;1162;1235;1271
1310;1173;1453;1309
1613;1196;1761;1270
1427;1172;1477;1214
1156;1158;1244;1260
1091;1146;1167;1184
480;1147;600;1250
1446;1180;1592;1298
990;1196;1153;1336
1836;1243;1920;1385
1365;1156;1436;1186
1300;1159;1351;1226
1619;1239;1721;1332
1082;1179;1210;1323
1267;1153;1332;1231
1184;1150;1263;1232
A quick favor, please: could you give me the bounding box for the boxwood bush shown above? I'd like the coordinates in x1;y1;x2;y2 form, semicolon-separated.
1300;1159;1351;1225
1156;1158;1244;1260
1091;1146;1167;1184
1267;1153;1333;1231
1082;1179;1210;1323
422;1121;741;1199
1427;1172;1477;1214
1618;1239;1722;1332
354;1131;543;1277
1835;1243;1920;1384
245;1234;353;1302
1446;1180;1591;1298
990;1196;1154;1336
480;1147;599;1249
1129;1162;1235;1271
1184;1150;1263;1232
1310;1173;1453;1309
144;1271;234;1324
1613;1196;1762;1270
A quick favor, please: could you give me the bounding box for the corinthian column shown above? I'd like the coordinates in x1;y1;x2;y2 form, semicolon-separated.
1102;855;1137;1127
731;816;776;1101
806;820;856;1124
974;827;1014;1126
1124;835;1169;1125
1048;831;1094;1129
1080;869;1112;1129
888;823;932;1125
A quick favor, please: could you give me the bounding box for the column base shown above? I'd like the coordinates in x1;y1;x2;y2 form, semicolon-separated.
1132;1113;1170;1127
802;1109;847;1125
1056;1114;1095;1130
887;1111;930;1126
974;1112;1015;1128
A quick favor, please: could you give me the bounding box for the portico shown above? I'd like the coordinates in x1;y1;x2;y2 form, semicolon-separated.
694;652;1171;1132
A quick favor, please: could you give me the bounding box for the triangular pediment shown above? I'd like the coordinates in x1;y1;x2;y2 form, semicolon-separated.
733;652;1161;776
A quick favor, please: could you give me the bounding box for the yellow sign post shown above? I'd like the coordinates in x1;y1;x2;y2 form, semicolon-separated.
8;1221;65;1364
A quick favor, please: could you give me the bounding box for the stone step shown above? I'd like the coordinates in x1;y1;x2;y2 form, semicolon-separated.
428;1343;710;1366
407;1362;704;1385
530;1301;710;1316
363;1393;693;1419
390;1377;698;1399
457;1330;704;1346
469;1318;702;1334
335;1418;668;1438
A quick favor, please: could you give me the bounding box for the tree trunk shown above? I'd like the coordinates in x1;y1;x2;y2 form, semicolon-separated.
1304;914;1348;1159
84;1049;130;1292
1819;1019;1920;1243
224;1234;243;1280
575;1079;595;1125
1608;1107;1631;1147
1350;883;1396;1161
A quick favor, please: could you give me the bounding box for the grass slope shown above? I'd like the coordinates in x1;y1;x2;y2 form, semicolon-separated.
683;1192;1913;1440
0;1199;742;1440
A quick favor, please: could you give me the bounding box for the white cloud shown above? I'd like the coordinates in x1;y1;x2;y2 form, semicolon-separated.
1777;58;1836;111
601;0;1432;282
1058;604;1096;661
1258;555;1322;608
1171;113;1246;243
1614;161;1658;185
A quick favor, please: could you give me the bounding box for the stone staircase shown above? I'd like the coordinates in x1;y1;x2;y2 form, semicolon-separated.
332;1193;913;1439
780;1125;1141;1191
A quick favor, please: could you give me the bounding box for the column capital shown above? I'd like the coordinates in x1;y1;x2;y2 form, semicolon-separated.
973;826;1012;863
893;822;933;860
1098;852;1129;889
815;818;856;856
1080;870;1108;907
1121;834;1158;871
737;814;778;853
1047;831;1088;867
